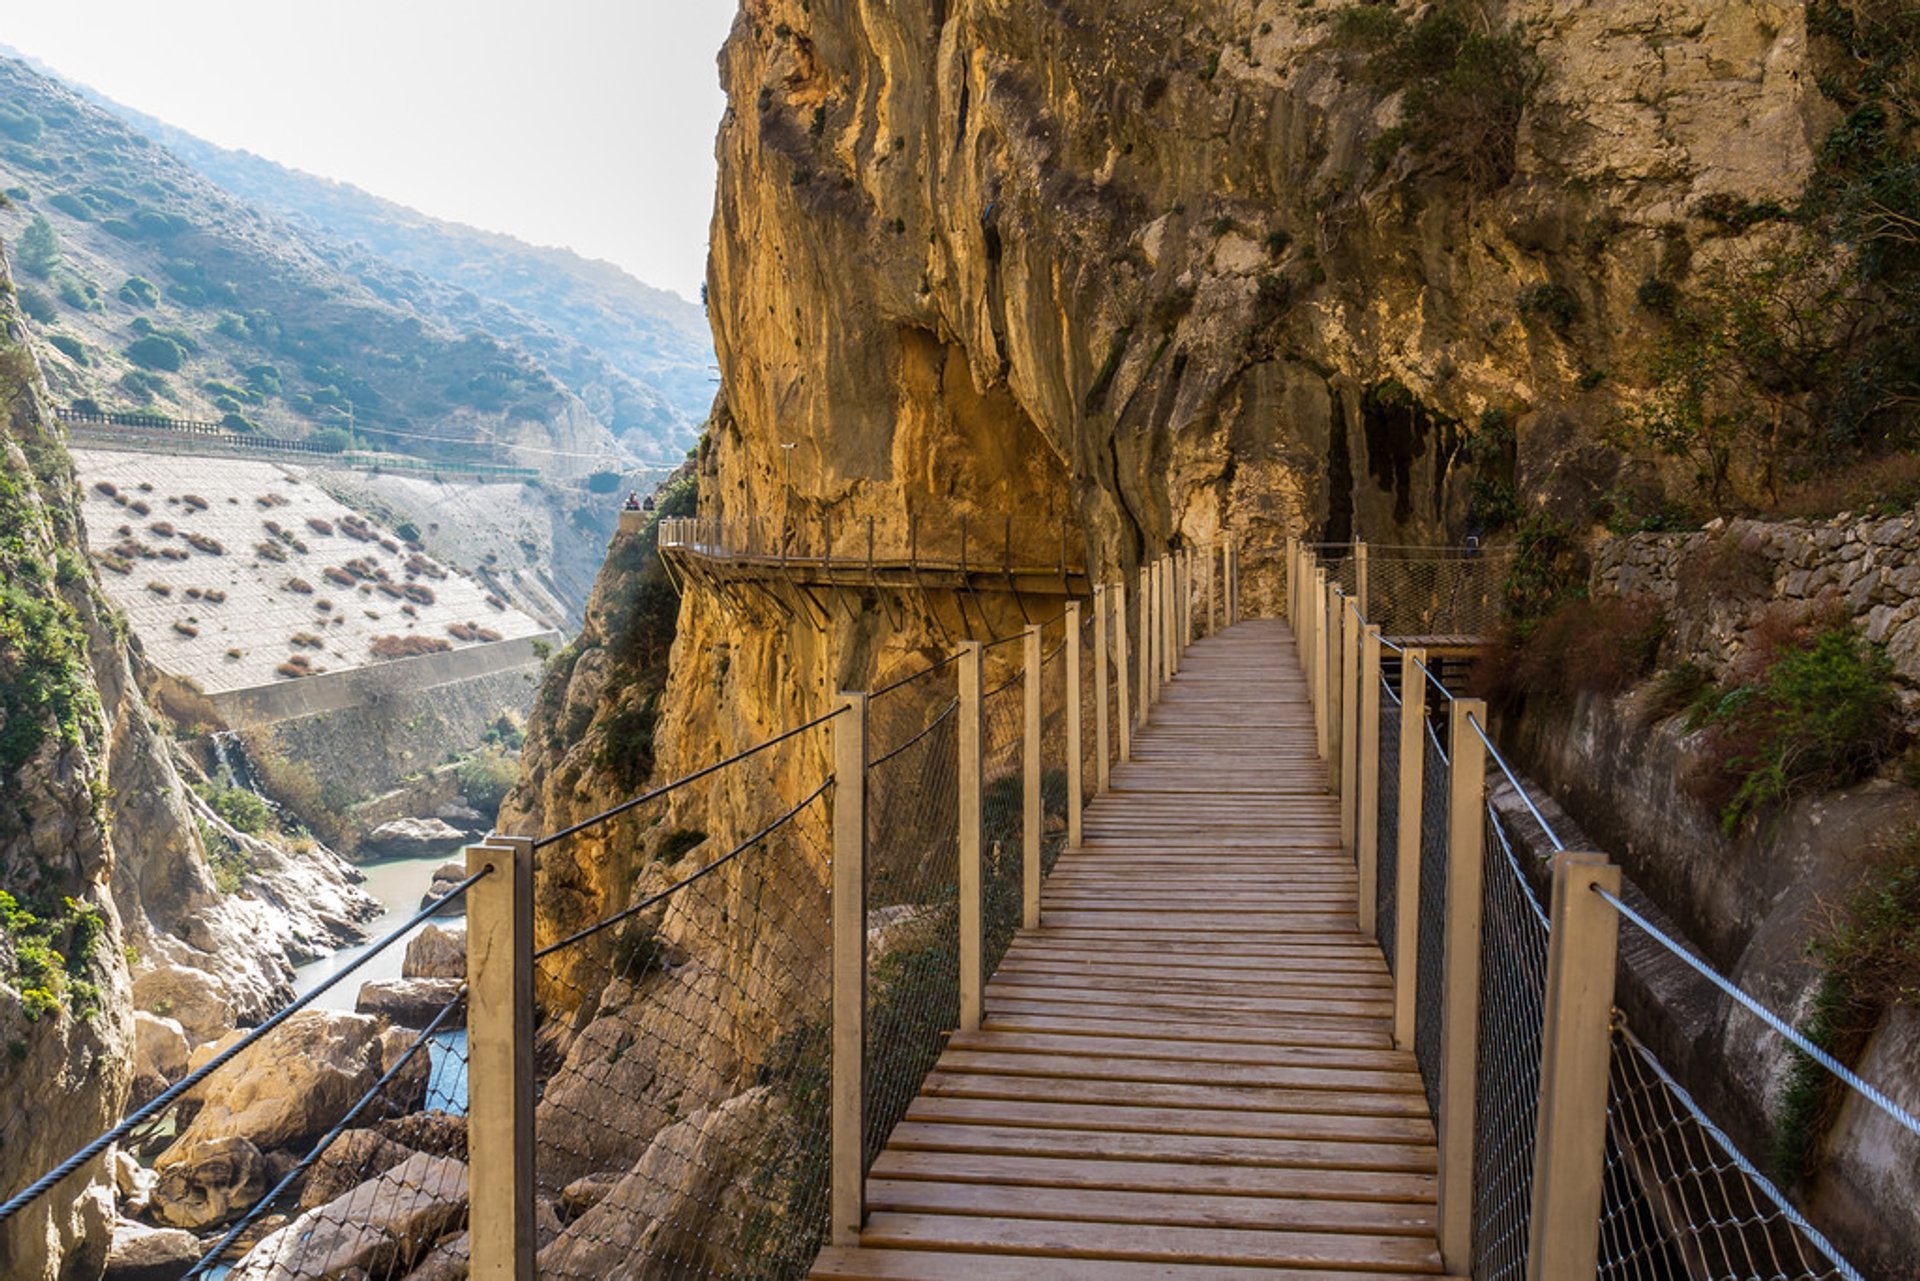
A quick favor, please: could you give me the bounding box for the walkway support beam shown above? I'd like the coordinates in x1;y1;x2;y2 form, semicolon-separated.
958;642;985;1031
1023;623;1044;929
468;834;535;1280
830;693;868;1246
1437;696;1489;1272
1526;851;1623;1281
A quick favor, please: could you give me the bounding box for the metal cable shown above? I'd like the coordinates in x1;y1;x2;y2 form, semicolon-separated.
0;868;487;1225
533;705;847;850
536;778;833;960
868;698;959;770
1595;886;1920;1142
1466;712;1567;853
870;649;964;698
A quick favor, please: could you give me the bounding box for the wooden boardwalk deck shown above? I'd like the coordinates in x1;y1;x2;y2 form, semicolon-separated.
814;619;1444;1279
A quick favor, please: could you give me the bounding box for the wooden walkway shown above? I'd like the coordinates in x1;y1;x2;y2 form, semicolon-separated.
814;619;1443;1278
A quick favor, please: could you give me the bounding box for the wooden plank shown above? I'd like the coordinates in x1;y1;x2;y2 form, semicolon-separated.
865;1179;1437;1236
814;1246;1440;1279
905;1096;1434;1146
919;1071;1433;1122
869;1149;1438;1202
858;1212;1445;1272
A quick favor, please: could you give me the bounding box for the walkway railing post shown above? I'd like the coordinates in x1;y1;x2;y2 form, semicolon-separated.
1311;568;1330;759
467;833;534;1280
1526;851;1623;1281
1357;624;1383;939
1093;588;1110;793
1225;539;1238;626
1339;594;1360;845
1023;623;1044;929
1115;580;1134;763
1437;697;1490;1273
1140;567;1155;717
1391;646;1427;1051
1067;601;1085;847
1355;538;1371;620
1207;538;1218;634
958;641;985;1031
1325;587;1347;796
1159;556;1174;683
829;692;869;1247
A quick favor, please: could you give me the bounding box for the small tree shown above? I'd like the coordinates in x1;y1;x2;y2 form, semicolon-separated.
17;214;59;279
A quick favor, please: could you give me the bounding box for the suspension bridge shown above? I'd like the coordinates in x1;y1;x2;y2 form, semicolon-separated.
1;532;1909;1279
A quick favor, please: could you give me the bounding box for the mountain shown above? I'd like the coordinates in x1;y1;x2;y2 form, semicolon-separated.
98;99;715;456
0;55;696;472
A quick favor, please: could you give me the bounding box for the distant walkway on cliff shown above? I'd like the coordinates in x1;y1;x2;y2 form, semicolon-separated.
813;619;1446;1276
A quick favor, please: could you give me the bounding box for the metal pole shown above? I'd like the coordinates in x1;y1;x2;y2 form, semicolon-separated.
1093;588;1111;792
958;642;985;1030
1437;697;1489;1272
1357;625;1383;939
1526;851;1624;1281
1392;646;1427;1051
467;835;534;1280
1067;602;1084;848
829;693;868;1246
1023;623;1043;930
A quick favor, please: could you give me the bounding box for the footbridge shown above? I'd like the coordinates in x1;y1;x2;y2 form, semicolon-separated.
4;537;1907;1278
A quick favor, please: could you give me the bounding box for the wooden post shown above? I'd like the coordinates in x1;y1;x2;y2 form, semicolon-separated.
1139;567;1153;718
1325;586;1346;794
1339;595;1361;848
1115;580;1133;763
1285;537;1298;633
467;834;534;1279
1207;539;1218;635
1023;623;1043;929
958;641;985;1031
1158;557;1172;685
1437;697;1489;1273
1355;538;1371;621
1357;625;1383;939
1311;568;1330;759
829;693;868;1246
1526;851;1623;1281
1067;601;1085;845
1392;647;1427;1051
1093;587;1110;793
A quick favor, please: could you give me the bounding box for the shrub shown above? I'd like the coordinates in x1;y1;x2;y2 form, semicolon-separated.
308;426;351;453
17;214;59;278
1518;282;1578;332
1637;278;1680;314
16;285;56;323
1500;514;1587;637
455;747;518;814
1484;594;1667;706
203;783;271;835
47;334;87;366
1691;625;1901;831
1675;533;1774;603
55;276;100;312
118;276;158;307
369;634;452;660
125;335;186;372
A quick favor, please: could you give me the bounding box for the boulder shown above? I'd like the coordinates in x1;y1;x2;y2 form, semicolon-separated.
104;1219;202;1281
228;1152;467;1280
356;978;466;1029
401;1231;468;1281
153;1010;383;1227
150;1134;269;1230
376;1111;466;1159
378;1026;433;1114
133;1010;191;1082
297;1129;417;1209
403;924;466;979
433;800;491;832
419;861;471;916
560;1172;620;1218
364;818;468;859
132;965;233;1045
538;1089;778;1275
113;1148;158;1216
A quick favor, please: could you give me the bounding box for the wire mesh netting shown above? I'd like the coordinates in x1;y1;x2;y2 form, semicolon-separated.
863;666;962;1177
531;778;835;1280
1469;809;1552;1281
1598;1029;1861;1279
1415;715;1450;1118
1364;550;1510;639
1041;636;1070;879
1376;672;1401;968
980;658;1027;980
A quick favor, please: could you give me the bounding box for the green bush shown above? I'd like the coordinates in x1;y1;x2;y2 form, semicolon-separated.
125;334;186;372
47;334;87;366
16;214;59;278
1500;514;1587;637
55;276;100;312
1694;626;1900;831
118;276;159;307
456;746;519;814
202;783;271;835
46;192;92;222
1518;282;1578;332
307;426;351;452
16;286;56;323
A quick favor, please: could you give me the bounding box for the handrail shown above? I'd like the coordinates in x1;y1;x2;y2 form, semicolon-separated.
1467;712;1567;853
0;868;488;1223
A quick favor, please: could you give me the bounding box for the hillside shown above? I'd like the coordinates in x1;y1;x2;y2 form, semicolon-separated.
0;55;622;475
101;98;715;455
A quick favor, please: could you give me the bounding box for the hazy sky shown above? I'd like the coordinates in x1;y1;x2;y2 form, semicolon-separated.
3;0;737;301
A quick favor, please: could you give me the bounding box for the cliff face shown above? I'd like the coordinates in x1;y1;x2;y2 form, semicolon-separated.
1;245;373;1278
